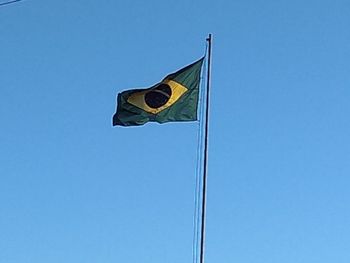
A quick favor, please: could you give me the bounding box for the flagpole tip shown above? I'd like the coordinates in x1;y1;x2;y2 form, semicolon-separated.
206;34;212;42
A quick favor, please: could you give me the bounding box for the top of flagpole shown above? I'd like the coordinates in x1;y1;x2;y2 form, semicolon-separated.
206;33;212;42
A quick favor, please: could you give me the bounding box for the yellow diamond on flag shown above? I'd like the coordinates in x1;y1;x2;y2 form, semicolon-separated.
127;79;188;114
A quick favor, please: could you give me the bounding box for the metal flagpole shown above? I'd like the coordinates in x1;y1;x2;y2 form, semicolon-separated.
199;33;212;263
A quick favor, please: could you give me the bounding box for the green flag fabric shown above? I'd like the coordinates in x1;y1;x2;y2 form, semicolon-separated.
113;57;204;126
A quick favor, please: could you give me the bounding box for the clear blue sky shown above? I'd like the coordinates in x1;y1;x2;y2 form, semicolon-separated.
1;0;350;262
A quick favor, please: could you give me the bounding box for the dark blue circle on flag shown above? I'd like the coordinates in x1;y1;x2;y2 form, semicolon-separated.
145;84;172;109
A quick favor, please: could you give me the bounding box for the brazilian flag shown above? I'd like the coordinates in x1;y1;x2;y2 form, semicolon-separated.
113;57;204;126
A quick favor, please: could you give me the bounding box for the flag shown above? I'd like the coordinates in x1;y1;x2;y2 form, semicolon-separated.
112;57;204;126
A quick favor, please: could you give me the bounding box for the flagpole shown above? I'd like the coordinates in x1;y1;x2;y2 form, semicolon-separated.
199;33;212;263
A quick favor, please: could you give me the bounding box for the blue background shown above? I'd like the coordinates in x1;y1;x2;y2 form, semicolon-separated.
1;0;350;262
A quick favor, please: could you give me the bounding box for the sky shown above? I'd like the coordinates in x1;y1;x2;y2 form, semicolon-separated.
1;0;350;262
